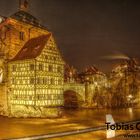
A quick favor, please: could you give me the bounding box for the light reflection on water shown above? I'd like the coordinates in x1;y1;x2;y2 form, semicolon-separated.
63;108;140;123
0;108;140;139
128;107;133;119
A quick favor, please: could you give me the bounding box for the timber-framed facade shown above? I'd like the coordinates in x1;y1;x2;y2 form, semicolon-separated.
0;1;65;117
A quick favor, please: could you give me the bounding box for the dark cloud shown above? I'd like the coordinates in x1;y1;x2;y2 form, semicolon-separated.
0;0;140;73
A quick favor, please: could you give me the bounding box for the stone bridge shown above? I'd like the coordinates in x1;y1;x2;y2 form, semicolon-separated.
64;83;85;102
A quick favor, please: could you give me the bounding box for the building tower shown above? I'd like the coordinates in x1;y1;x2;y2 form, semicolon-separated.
19;0;29;11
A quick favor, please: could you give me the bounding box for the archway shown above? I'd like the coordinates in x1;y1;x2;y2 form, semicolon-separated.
63;90;79;109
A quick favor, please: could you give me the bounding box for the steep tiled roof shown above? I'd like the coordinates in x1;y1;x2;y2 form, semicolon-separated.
79;66;105;76
85;66;98;74
10;10;40;27
81;66;99;75
11;34;51;61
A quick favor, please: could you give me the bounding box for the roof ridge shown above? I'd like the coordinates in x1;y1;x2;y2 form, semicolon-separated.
10;10;40;27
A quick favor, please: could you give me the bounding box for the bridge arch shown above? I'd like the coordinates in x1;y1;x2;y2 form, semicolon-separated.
63;90;83;108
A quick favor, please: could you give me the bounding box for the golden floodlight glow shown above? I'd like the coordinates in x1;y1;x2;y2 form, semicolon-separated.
0;5;65;117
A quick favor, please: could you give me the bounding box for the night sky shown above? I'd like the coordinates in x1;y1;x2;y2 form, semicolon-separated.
0;0;140;73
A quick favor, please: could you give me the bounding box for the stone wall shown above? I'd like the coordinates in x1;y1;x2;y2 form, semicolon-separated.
0;83;8;116
10;105;61;118
0;18;49;59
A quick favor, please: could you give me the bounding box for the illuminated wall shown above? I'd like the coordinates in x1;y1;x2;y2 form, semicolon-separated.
35;37;64;107
8;60;36;106
8;35;64;117
0;9;65;117
0;17;49;59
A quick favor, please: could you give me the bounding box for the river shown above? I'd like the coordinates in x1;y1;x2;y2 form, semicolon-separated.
0;108;140;139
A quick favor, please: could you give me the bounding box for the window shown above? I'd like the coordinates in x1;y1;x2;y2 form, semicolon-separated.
45;55;48;60
48;65;53;72
37;95;40;100
58;79;62;85
50;56;54;60
50;78;54;85
30;64;34;71
14;95;18;100
12;65;16;72
44;77;48;84
30;78;35;84
58;94;62;100
53;57;57;61
47;94;51;100
39;64;43;71
19;32;24;40
57;66;62;73
29;96;32;100
12;78;15;84
37;78;42;84
43;77;47;84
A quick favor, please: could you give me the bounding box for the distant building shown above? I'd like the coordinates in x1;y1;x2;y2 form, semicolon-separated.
109;59;140;107
78;66;108;107
64;65;108;108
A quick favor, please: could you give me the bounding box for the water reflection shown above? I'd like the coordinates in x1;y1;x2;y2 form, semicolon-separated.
128;108;133;119
0;108;140;139
63;108;140;123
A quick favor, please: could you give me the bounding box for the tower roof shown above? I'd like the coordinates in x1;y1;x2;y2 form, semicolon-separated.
11;34;51;61
10;10;40;26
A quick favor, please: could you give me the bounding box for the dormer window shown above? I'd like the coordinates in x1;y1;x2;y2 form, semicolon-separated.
23;48;28;52
35;45;40;50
